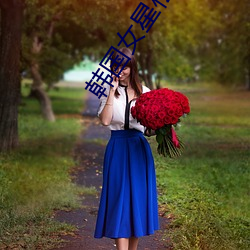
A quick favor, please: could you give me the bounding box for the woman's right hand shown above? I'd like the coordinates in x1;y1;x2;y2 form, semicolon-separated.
110;74;119;92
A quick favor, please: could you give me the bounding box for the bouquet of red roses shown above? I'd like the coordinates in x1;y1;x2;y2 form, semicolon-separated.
131;88;190;158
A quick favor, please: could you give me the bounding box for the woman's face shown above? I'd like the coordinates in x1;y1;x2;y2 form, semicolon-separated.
115;66;131;82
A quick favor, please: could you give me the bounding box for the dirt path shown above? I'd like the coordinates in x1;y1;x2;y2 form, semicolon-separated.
52;92;171;250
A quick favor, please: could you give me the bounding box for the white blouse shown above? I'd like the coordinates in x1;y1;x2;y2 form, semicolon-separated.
97;84;151;133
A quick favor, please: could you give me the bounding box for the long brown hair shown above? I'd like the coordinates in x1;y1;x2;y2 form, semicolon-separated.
110;47;142;98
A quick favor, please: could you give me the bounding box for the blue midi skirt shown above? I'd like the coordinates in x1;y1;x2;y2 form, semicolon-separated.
94;129;159;239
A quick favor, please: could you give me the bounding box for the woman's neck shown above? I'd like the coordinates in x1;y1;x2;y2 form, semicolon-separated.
119;78;130;87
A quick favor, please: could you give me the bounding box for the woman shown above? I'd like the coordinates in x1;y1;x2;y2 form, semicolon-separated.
94;47;159;250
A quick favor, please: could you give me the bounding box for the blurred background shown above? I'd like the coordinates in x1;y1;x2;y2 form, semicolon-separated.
19;0;250;120
0;0;249;249
21;0;250;91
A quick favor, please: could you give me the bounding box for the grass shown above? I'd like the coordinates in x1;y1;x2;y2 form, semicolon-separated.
2;81;249;249
0;84;94;249
152;82;250;249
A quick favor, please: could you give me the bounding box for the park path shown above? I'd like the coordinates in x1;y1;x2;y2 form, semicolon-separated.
52;91;171;250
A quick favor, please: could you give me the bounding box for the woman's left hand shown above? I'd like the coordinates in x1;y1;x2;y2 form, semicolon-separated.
144;128;156;137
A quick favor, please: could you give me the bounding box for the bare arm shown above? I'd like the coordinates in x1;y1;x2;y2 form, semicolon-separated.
99;75;119;126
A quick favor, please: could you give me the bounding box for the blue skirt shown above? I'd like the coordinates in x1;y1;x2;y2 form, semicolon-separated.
94;129;159;239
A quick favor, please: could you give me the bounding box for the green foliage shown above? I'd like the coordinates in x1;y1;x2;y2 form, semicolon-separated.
204;0;249;85
21;0;248;87
154;83;250;249
20;0;249;88
153;0;217;81
153;0;249;85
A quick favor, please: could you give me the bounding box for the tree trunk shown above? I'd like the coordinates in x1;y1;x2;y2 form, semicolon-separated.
155;74;162;89
29;61;55;121
0;0;24;152
146;38;154;89
138;34;154;89
245;68;250;91
29;34;55;121
138;53;149;87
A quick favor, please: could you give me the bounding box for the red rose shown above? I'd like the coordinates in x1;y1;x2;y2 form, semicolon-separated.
158;110;166;120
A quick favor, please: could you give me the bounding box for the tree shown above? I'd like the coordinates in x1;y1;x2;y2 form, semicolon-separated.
21;0;121;120
0;0;25;152
117;0;217;87
207;0;250;89
22;0;77;121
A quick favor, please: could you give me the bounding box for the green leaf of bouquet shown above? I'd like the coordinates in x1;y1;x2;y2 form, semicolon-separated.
155;129;161;135
156;134;164;144
159;127;167;135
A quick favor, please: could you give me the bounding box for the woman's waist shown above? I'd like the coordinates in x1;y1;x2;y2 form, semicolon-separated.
110;129;143;138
